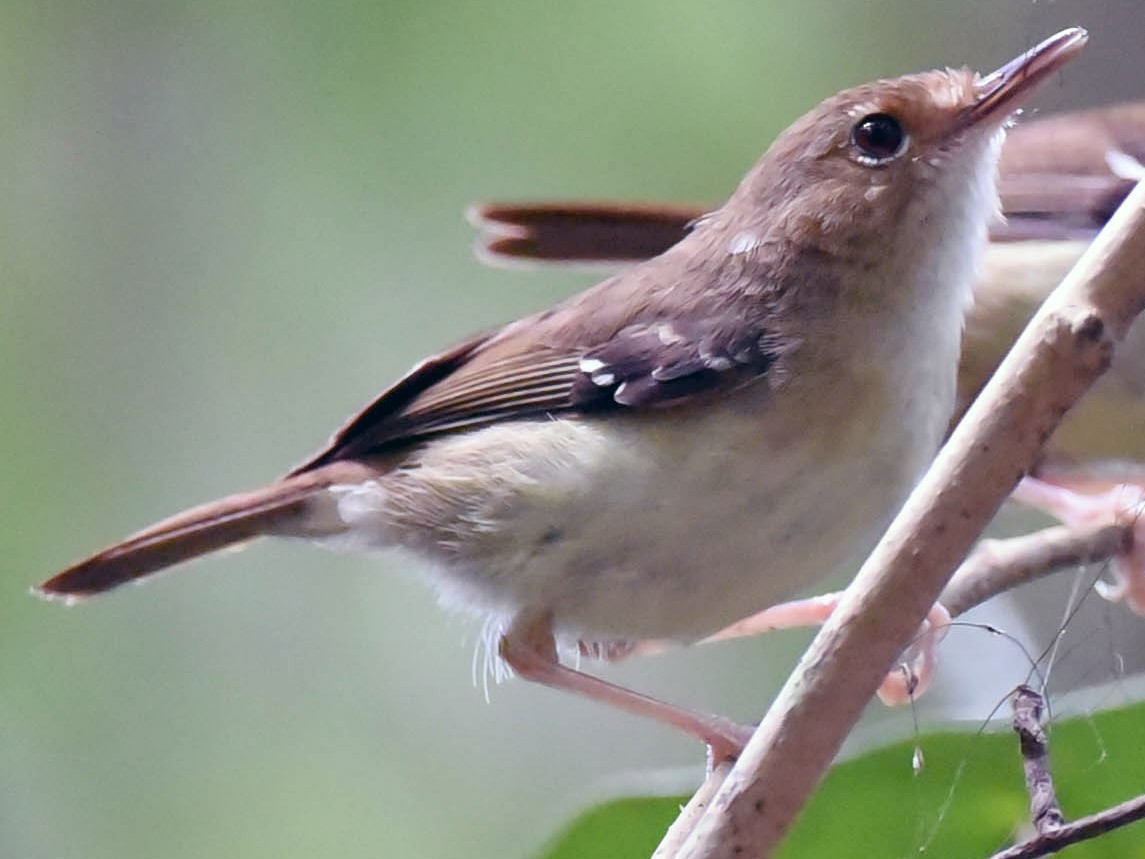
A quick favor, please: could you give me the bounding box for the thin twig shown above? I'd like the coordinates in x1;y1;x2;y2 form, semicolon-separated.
988;792;1145;859
1011;685;1064;834
941;522;1133;618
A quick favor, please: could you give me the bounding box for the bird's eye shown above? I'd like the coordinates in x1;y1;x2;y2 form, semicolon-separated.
850;113;908;165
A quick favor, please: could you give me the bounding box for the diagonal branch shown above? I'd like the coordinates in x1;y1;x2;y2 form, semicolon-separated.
988;793;1145;859
663;177;1145;859
655;519;1133;856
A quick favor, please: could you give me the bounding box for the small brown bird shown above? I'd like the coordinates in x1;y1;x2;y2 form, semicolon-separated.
39;31;1087;759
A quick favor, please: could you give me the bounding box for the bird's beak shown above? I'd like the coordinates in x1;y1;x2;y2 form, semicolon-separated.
957;28;1088;135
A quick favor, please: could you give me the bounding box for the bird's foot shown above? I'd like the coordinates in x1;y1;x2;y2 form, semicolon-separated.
700;593;951;705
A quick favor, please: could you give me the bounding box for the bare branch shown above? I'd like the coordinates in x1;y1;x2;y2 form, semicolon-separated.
988;793;1145;859
665;179;1145;859
941;522;1132;618
652;520;1132;855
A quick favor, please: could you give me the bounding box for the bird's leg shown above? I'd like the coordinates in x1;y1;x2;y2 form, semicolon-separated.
499;613;753;763
692;594;951;705
1012;471;1145;614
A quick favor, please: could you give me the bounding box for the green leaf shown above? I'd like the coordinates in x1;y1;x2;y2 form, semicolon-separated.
536;701;1145;858
537;796;683;859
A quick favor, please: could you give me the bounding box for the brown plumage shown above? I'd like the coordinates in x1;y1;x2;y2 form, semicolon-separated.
40;32;1085;616
38;30;1087;755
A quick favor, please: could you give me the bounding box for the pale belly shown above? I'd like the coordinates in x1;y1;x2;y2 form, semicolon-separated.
307;380;947;646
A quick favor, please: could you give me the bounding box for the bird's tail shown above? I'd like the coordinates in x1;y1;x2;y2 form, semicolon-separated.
467;201;702;266
36;460;377;602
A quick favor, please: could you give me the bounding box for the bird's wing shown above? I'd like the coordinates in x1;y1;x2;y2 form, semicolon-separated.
290;314;780;473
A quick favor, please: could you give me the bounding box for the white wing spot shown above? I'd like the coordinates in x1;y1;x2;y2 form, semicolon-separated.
579;357;606;373
728;232;762;255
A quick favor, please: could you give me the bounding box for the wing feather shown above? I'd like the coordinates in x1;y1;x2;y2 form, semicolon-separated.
290;313;782;474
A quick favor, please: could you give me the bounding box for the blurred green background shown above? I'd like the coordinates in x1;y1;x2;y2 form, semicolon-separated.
4;1;1144;857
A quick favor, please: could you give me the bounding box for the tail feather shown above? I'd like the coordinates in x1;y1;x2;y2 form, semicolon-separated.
467;201;703;267
37;461;376;601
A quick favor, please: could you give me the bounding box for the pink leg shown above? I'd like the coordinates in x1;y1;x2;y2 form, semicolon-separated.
697;593;951;706
1013;474;1145;614
500;613;754;763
